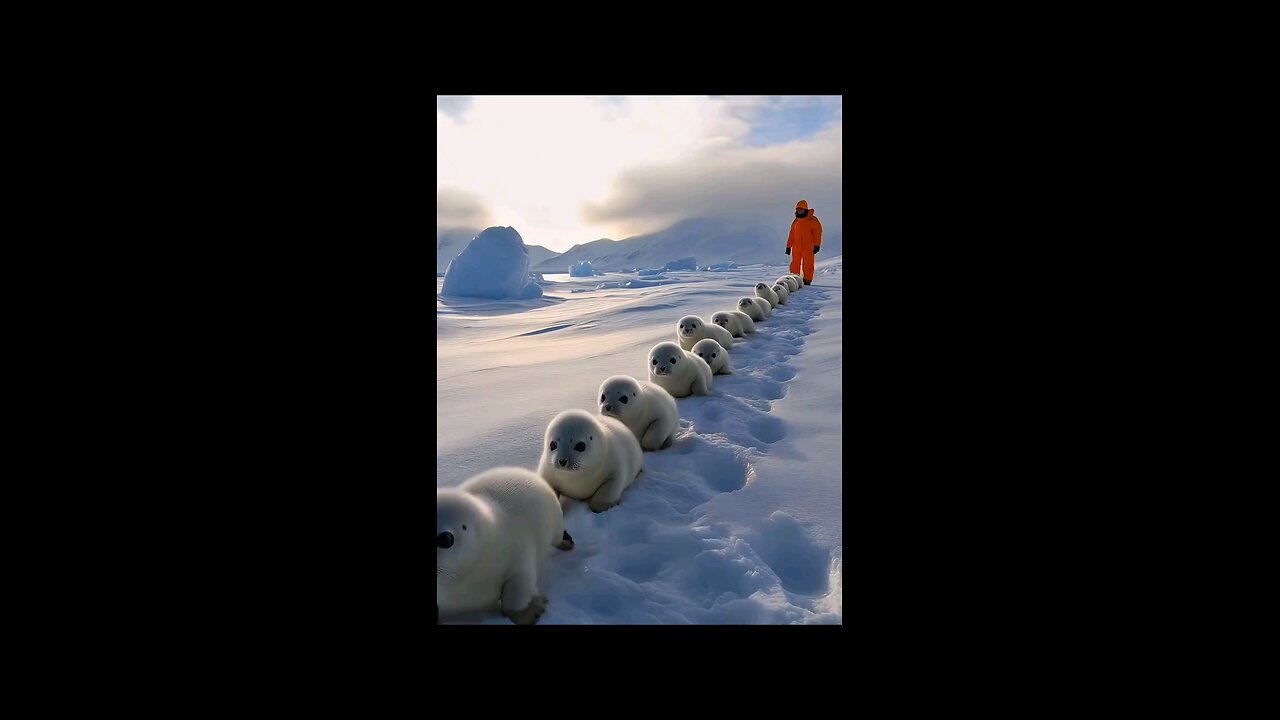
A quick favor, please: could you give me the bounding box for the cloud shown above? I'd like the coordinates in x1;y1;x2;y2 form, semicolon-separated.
436;96;750;250
739;96;842;146
436;96;841;251
437;96;474;122
437;187;492;229
583;122;842;239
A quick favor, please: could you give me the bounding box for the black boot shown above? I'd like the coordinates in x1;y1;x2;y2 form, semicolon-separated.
804;279;812;285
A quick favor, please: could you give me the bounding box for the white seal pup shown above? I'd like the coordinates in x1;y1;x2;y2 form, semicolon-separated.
754;282;780;309
676;315;735;352
598;374;679;451
537;409;643;513
776;275;797;293
647;340;713;398
730;310;756;333
437;466;574;625
711;310;755;337
737;296;771;321
691;338;732;376
771;282;790;304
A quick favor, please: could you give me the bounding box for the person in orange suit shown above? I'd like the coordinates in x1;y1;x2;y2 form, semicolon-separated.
785;199;822;285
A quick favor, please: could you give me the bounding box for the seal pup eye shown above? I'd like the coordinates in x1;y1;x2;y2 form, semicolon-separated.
670;357;677;363
549;441;557;451
619;396;628;404
652;358;657;365
437;532;454;549
601;394;606;402
712;353;717;358
574;442;586;452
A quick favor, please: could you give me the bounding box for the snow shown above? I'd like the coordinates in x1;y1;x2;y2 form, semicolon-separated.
591;278;677;290
664;257;697;271
441;227;544;299
700;261;738;271
437;256;842;624
637;268;666;276
569;260;597;277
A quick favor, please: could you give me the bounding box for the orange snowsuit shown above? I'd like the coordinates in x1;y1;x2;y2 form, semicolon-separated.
787;199;823;283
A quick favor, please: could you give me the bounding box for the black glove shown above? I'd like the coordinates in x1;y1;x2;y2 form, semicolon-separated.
814;246;820;254
784;247;790;255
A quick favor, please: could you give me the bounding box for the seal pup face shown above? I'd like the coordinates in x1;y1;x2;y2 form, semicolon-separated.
436;490;489;580
649;341;685;377
711;311;733;330
676;315;703;338
773;284;786;295
756;283;769;292
599;375;641;422
691;339;721;365
544;409;601;474
738;298;755;310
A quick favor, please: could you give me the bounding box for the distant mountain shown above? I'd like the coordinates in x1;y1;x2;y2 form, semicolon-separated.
437;226;562;273
529;217;842;273
524;244;561;267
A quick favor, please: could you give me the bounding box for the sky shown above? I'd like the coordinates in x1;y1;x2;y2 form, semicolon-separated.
437;96;842;252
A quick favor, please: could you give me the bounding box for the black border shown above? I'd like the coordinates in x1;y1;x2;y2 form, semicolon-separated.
134;23;1129;679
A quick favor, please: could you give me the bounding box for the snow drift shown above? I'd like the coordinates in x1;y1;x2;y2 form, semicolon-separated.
441;226;543;299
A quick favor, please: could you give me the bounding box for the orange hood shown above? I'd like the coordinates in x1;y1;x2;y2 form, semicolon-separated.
796;200;809;210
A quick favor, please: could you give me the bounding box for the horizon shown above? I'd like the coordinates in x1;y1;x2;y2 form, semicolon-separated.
437;96;842;253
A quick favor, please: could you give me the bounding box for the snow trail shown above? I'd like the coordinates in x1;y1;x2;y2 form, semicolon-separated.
438;262;842;624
